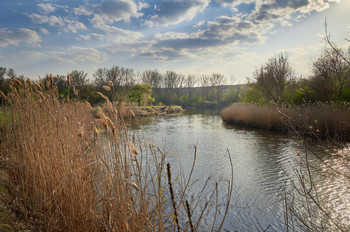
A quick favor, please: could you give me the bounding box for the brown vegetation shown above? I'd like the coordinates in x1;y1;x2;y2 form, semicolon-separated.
0;79;231;231
221;102;350;140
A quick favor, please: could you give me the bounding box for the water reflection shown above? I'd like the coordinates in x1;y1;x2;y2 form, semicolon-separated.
126;110;349;231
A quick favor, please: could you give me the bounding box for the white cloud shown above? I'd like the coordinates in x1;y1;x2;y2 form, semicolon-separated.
216;0;254;8
73;6;93;16
21;50;47;59
90;0;144;26
0;28;41;47
137;15;267;61
277;43;324;76
249;0;332;23
63;18;87;33
87;22;143;43
145;0;210;27
38;3;56;13
28;14;86;33
51;46;108;65
138;2;149;10
76;34;91;41
194;20;205;28
40;27;50;34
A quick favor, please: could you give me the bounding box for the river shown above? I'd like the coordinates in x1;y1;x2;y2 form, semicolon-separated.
126;109;350;231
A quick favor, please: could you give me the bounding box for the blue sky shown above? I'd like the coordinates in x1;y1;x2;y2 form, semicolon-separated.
0;0;349;84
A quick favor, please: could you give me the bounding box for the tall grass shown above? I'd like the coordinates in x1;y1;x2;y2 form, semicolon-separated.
0;79;232;231
221;103;350;140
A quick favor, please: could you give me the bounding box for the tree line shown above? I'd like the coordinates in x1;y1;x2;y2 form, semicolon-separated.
0;66;238;107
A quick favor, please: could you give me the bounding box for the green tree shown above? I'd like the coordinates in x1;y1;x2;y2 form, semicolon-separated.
129;84;153;106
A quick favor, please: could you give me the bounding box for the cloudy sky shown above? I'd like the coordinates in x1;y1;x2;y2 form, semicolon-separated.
0;0;349;84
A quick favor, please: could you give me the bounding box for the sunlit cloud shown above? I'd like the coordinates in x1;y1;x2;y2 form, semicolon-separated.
0;28;41;47
51;46;108;65
90;0;144;25
21;50;47;59
28;14;87;33
249;0;332;23
37;3;56;13
145;0;210;27
216;0;255;8
142;15;266;60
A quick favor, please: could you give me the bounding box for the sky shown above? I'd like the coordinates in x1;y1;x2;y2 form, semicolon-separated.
0;0;349;84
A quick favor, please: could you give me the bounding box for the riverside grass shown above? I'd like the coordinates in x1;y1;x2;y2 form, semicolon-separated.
221;102;350;140
0;79;232;231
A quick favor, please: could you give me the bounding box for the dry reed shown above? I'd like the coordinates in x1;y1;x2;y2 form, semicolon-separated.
221;102;350;140
0;79;233;231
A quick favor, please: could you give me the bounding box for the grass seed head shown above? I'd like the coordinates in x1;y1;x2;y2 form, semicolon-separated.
103;86;111;91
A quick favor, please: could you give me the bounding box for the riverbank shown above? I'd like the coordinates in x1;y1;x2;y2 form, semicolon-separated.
122;105;185;117
221;102;350;141
0;170;36;231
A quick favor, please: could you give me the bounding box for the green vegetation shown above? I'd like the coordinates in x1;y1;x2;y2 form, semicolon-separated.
0;66;240;108
244;45;350;105
223;30;350;141
129;83;153;106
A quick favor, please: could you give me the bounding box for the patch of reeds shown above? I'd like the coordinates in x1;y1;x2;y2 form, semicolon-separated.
221;103;285;131
0;79;232;231
221;102;350;141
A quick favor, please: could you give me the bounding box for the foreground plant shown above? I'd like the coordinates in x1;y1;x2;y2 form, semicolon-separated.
0;78;232;231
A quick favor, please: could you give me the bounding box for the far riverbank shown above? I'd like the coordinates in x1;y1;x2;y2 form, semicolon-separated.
122;105;184;117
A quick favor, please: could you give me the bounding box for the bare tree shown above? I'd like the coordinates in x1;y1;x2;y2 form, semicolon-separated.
163;71;180;89
0;67;6;79
199;74;210;104
121;67;135;87
106;66;135;89
209;73;225;87
141;69;163;89
251;54;294;103
324;20;350;66
107;66;124;87
141;69;163;103
93;67;107;88
0;67;6;90
185;74;197;98
6;68;16;79
199;74;209;87
70;70;89;89
310;48;349;100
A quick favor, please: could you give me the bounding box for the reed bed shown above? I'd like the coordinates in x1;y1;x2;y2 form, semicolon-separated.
221;103;284;131
221;103;350;140
0;79;232;231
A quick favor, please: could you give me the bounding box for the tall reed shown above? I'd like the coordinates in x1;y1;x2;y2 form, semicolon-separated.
0;79;232;231
221;102;350;140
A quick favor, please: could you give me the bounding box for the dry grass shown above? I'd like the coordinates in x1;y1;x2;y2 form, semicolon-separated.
0;79;232;231
221;103;350;140
221;103;285;131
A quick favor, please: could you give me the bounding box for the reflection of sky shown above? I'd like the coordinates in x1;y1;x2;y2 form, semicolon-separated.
129;112;301;230
315;146;350;230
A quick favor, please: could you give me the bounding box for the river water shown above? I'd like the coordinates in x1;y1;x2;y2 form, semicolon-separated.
126;109;350;231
